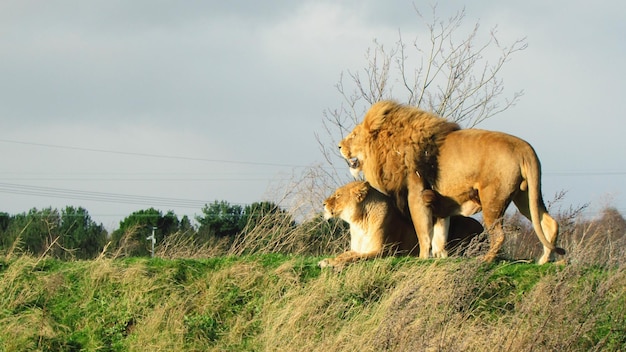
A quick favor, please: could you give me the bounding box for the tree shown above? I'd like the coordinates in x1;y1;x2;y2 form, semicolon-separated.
58;206;107;259
0;211;28;253
0;207;107;259
112;208;184;257
179;215;194;234
319;6;527;176
589;207;626;242
158;210;181;237
0;207;60;256
296;214;350;256
0;212;9;233
196;201;244;241
226;201;298;255
240;201;294;231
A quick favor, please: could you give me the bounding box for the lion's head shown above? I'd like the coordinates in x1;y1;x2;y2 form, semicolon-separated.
338;126;366;178
337;102;403;178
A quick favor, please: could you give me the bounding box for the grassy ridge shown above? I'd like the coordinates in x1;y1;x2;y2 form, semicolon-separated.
0;254;624;351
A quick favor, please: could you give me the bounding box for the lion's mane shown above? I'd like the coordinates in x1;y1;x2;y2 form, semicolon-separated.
341;101;459;217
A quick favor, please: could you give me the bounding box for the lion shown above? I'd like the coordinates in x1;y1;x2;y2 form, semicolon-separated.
318;181;484;270
339;101;565;264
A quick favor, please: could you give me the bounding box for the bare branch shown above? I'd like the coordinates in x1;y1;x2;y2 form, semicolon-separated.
319;4;527;182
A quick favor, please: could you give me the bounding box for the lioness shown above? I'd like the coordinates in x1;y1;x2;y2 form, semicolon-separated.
318;181;484;270
339;101;564;264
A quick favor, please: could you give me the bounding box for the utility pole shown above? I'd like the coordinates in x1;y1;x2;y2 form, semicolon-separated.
147;226;157;258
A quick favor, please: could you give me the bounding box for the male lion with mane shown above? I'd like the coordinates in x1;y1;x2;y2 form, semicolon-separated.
339;101;565;264
318;181;484;270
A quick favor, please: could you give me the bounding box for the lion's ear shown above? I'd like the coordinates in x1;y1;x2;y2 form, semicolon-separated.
363;100;396;132
352;182;369;203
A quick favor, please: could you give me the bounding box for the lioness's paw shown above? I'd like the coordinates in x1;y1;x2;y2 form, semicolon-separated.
318;259;332;268
318;258;346;272
317;259;330;269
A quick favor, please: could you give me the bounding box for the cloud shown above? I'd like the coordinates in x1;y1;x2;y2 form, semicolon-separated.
1;0;625;228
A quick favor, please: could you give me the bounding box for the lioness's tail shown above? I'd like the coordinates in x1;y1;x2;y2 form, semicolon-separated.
523;150;566;256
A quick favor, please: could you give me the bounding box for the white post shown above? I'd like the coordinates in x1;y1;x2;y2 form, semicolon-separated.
146;226;157;258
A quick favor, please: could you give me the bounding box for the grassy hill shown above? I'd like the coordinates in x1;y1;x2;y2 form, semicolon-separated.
1;252;625;351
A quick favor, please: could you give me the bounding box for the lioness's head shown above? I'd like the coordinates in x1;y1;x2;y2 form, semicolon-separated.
323;181;369;219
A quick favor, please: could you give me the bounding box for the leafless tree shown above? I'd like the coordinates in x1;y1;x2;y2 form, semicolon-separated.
317;6;527;177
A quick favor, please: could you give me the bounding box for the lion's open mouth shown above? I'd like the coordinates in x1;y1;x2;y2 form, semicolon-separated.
347;157;360;169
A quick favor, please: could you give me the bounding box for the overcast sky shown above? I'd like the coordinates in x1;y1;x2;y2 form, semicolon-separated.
1;1;625;230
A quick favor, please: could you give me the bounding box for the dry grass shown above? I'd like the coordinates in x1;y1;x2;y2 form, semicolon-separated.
255;258;626;352
0;254;624;351
0;203;624;351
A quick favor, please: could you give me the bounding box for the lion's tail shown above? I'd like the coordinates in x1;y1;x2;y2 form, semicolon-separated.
523;150;566;256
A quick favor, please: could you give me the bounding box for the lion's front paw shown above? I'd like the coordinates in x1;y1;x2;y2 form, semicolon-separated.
431;241;448;258
318;258;345;271
432;249;448;259
318;259;332;268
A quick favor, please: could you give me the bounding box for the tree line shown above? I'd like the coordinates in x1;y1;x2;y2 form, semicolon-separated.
0;200;345;259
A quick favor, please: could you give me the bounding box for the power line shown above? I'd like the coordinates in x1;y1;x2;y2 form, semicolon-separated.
0;138;308;168
544;171;626;176
0;171;289;182
0;171;279;175
0;182;210;209
2;138;623;176
0;177;283;182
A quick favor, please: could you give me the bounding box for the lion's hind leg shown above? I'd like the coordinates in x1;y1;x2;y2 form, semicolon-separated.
512;191;562;264
482;220;506;263
479;187;509;263
537;213;560;264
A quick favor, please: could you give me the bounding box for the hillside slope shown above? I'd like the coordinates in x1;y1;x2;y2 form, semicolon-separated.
0;254;624;351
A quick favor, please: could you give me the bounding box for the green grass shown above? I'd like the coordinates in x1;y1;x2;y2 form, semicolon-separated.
0;254;624;351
